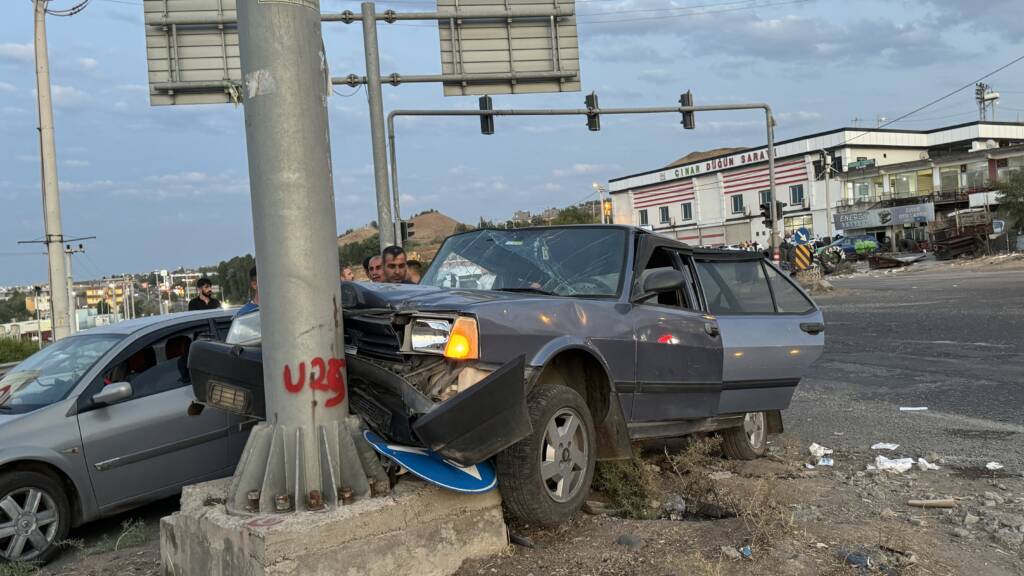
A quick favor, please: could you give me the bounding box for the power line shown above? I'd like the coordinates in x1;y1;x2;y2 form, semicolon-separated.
333;85;364;98
839;53;1024;145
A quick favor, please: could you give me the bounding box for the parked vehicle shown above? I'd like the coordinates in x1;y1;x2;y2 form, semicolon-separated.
190;226;825;527
0;310;242;563
817;234;879;260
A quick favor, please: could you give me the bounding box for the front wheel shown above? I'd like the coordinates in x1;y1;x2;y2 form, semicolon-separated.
0;471;71;564
721;411;768;460
496;384;596;527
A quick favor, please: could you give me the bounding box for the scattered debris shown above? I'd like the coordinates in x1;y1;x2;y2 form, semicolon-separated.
720;545;742;561
817;457;834;467
583;500;615;516
907;499;956;509
872;456;916;473
804;463;815;470
899;406;928;412
661;494;687;520
808;443;833;458
510;533;535;549
740;545;753;559
917;458;940;471
986;462;1005;471
871;443;900;450
708;471;734;481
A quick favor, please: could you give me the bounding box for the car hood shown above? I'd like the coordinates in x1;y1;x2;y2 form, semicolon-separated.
342;281;540;313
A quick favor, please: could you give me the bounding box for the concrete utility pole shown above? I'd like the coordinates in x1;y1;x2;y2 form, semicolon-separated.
33;0;71;341
230;0;376;515
765;111;780;252
63;243;86;333
361;2;396;250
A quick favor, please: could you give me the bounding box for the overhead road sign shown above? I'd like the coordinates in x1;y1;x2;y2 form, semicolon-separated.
436;0;580;96
143;0;241;106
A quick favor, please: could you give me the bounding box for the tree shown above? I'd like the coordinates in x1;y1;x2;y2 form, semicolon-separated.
95;300;112;315
1000;170;1024;232
215;254;256;304
0;292;32;323
338;233;381;268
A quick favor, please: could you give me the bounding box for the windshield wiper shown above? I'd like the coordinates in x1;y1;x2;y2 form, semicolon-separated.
495;287;556;296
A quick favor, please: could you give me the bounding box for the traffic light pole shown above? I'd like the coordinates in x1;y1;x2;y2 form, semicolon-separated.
765;112;779;252
386;102;777;242
361;2;397;250
230;0;380;516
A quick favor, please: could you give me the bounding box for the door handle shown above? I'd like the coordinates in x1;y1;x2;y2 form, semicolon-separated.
704;322;720;338
799;322;824;335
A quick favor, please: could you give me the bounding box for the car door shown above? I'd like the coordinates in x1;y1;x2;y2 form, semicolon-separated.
629;239;724;422
691;254;825;416
76;322;233;510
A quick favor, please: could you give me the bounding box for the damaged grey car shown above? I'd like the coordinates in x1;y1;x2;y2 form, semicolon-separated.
189;225;825;526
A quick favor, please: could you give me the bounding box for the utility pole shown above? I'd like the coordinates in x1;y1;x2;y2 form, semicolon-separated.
63;243;87;333
33;0;71;341
230;0;373;514
592;182;607;224
361;2;396;250
822;150;833;239
765;112;780;253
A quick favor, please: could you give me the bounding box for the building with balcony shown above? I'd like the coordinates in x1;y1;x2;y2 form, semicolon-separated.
608;121;1024;247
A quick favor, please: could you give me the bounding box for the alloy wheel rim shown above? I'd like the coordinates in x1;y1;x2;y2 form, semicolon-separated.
0;487;60;562
743;412;766;450
540;407;589;503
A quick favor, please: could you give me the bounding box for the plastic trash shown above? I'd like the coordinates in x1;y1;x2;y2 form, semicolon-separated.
986;462;1005;471
871;443;899;450
916;458;939;471
740;545;753;559
818;457;834;467
899;407;928;411
809;443;833;458
804;463;815;470
874;455;915;473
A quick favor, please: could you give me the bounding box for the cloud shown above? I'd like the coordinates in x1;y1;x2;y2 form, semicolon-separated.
540;183;562;192
0;43;33;64
0;82;15;93
924;0;1024;41
50;85;90;108
15;154;38;162
636;69;674;84
59;179;114;192
147;171;209;184
78;57;98;70
584;38;670;64
62;159;91;168
552;163;622;177
448;165;472;176
3;107;27;115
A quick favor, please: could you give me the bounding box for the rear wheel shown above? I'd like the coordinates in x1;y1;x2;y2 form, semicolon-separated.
721;411;768;460
496;383;596;527
0;471;70;564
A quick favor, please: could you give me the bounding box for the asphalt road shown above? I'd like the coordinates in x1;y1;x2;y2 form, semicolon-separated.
788;259;1024;471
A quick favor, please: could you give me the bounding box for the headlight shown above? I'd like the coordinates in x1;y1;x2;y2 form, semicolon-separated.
226;312;262;345
410;318;452;353
409;316;479;360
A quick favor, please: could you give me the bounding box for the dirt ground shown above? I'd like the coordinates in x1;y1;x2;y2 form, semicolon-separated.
10;431;1021;576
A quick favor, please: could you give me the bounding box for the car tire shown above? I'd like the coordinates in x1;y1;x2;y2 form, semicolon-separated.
496;383;596;527
0;470;71;564
721;411;768;460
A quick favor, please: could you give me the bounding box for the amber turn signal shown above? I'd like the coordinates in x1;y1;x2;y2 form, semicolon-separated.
444;317;479;360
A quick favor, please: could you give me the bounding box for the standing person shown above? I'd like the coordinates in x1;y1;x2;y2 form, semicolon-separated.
187;277;221;310
406;260;423;284
381;245;411;283
366;255;383;282
340;266;355;281
236;266;259;316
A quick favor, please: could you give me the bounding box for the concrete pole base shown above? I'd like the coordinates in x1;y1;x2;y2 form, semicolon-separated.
160;477;508;576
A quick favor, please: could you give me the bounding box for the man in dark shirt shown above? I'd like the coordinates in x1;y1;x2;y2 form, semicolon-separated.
187;277;222;310
236;266;259;317
382;245;414;284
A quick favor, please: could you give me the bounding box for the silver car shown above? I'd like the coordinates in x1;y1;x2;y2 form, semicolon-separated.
0;310;245;563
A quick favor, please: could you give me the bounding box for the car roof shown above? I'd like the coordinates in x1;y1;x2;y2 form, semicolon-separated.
79;309;234;337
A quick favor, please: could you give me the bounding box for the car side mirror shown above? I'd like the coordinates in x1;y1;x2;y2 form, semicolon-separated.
92;381;133;406
637;268;685;300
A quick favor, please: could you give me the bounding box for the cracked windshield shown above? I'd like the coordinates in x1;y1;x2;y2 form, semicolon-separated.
421;227;627;297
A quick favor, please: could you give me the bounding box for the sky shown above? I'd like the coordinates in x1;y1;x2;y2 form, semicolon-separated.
2;0;1024;285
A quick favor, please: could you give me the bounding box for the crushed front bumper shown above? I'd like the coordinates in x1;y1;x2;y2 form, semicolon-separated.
188;341;531;466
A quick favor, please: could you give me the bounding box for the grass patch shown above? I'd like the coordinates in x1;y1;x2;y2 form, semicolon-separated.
87;518;149;555
592;450;659;520
664;436;733;518
0;338;38;364
0;563;42;576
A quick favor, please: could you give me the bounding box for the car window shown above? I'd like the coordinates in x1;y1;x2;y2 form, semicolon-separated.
695;260;774;315
636;247;686;308
104;330;196;400
763;264;815;314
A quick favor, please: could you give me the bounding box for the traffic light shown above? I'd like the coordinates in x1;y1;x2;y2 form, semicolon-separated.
399;220;415;243
759;203;772;229
479;95;494;135
679;90;695;129
775;201;787;220
603;199;612;218
585;91;600;131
